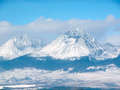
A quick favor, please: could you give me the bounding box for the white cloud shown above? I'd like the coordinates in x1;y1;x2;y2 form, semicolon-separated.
0;65;120;88
0;21;13;34
0;15;120;45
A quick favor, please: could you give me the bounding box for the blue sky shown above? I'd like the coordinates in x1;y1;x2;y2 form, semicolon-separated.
0;0;120;45
0;0;120;25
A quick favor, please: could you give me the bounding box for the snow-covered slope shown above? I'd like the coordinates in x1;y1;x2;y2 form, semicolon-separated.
32;28;106;60
0;35;42;60
31;28;120;60
0;28;119;60
102;43;120;58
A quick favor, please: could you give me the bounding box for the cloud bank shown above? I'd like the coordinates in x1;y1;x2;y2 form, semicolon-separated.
0;64;120;88
0;15;120;45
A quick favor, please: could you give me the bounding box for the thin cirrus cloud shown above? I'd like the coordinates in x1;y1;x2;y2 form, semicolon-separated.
0;15;120;45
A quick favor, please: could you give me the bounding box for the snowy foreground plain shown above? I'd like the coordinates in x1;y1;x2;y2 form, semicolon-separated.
0;29;120;89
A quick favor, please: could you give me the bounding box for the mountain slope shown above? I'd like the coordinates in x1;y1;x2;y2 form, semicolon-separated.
0;35;42;60
101;43;120;59
32;28;106;60
31;28;120;60
0;28;119;60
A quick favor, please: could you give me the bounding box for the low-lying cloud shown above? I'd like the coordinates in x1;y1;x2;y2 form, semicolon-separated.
0;65;120;88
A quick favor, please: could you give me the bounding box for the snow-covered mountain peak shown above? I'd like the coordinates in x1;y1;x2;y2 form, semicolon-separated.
65;27;86;38
0;35;42;60
32;27;120;60
6;35;32;50
31;28;104;60
64;27;96;45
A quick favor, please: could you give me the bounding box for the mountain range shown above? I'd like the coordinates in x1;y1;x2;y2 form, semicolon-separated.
0;28;120;60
